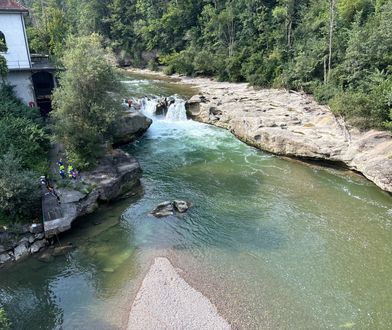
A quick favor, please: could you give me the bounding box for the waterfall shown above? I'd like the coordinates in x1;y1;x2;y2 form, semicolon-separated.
139;96;188;121
165;100;187;121
140;98;158;118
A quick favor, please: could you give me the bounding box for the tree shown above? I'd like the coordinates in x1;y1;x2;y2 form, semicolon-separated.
0;39;7;82
51;34;122;168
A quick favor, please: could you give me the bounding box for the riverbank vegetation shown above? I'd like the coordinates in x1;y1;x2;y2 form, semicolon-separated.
0;85;49;225
22;0;392;132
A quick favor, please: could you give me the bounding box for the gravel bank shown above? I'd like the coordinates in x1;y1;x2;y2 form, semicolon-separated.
128;257;230;330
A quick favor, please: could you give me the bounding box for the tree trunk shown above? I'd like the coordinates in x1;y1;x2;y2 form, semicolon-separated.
328;0;336;83
287;19;292;49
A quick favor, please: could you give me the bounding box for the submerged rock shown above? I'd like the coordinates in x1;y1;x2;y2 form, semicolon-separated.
52;244;74;256
151;200;192;218
38;250;54;263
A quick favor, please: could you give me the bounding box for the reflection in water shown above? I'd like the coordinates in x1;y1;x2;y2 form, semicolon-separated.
0;75;391;329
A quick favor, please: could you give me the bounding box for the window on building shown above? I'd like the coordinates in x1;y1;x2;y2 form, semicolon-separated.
0;31;7;52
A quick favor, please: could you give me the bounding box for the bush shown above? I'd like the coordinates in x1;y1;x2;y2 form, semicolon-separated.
330;71;392;129
0;84;42;123
163;65;175;75
0;116;49;173
192;50;218;76
0;308;11;330
313;83;340;105
147;58;158;71
0;150;41;223
159;51;195;75
329;91;377;129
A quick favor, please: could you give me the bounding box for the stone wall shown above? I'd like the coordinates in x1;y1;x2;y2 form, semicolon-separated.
0;223;48;266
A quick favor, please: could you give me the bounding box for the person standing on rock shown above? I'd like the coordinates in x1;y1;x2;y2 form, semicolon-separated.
67;164;74;179
58;161;66;179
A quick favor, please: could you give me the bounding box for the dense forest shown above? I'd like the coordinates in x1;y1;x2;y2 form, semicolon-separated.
21;0;392;131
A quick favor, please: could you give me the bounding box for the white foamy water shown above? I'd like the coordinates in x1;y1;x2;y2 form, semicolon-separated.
140;98;158;118
140;96;188;122
165;100;187;121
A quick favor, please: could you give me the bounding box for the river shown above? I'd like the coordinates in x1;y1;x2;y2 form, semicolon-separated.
0;73;391;329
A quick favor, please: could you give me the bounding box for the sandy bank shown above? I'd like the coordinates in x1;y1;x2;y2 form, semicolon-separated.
128;257;230;330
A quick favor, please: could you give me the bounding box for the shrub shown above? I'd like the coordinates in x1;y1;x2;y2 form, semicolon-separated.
313;83;340;105
147;58;158;71
192;50;218;76
0;308;11;330
0;84;42;123
0;150;41;223
163;65;175;75
0;116;49;173
159;51;195;75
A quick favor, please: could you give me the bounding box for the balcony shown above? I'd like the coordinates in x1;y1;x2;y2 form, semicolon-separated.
31;54;56;71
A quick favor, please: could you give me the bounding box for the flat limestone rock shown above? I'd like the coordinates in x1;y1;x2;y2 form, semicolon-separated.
128;257;230;330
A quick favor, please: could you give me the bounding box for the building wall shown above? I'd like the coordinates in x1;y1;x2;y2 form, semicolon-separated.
6;71;35;104
0;12;31;70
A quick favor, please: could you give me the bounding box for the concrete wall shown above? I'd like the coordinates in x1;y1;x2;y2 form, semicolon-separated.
0;12;31;70
6;71;35;104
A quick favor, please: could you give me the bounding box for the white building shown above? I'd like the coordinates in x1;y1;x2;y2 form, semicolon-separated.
0;0;56;114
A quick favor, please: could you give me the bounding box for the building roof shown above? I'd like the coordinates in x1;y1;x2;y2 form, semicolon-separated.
0;0;28;13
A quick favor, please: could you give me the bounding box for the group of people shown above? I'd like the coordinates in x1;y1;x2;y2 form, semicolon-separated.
57;160;78;180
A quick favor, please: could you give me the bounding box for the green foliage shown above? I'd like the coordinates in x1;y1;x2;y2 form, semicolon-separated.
52;34;122;169
0;149;41;223
0;85;49;224
147;59;158;71
0;39;7;81
0;84;42;123
330;72;392;129
0;117;49;173
0;308;11;330
21;0;392;132
160;51;195;75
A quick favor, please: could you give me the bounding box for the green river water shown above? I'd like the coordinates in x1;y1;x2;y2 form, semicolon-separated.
0;73;392;329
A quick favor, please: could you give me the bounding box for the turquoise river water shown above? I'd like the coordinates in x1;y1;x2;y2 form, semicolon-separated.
0;73;392;329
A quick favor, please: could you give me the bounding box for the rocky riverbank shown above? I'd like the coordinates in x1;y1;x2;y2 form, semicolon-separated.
44;110;152;238
0;110;152;267
127;69;392;193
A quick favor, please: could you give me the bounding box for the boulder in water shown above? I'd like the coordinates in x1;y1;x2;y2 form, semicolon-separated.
151;200;192;218
150;201;175;218
173;200;191;213
155;98;169;116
